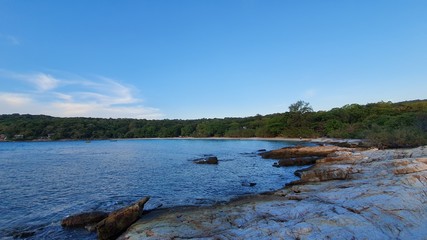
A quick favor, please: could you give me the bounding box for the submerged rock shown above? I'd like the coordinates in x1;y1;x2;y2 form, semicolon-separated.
193;156;218;164
10;230;36;239
241;182;257;187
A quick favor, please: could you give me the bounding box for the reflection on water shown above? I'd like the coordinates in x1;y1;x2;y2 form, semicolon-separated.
0;139;313;239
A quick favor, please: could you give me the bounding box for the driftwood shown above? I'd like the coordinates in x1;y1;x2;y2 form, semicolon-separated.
96;197;150;240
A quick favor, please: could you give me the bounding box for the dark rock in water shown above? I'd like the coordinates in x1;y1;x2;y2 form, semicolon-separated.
257;149;267;152
96;196;150;240
241;182;257;187
12;230;36;239
193;156;218;164
61;211;109;228
294;169;303;178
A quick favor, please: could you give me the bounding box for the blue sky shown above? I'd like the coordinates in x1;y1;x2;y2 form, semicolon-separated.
1;1;426;119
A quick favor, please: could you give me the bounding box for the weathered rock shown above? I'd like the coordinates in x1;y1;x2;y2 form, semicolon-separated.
392;158;427;175
61;211;109;228
260;145;350;160
298;165;359;183
119;146;427;240
193;156;218;164
96;197;150;240
294;167;313;177
262;145;354;167
276;156;320;166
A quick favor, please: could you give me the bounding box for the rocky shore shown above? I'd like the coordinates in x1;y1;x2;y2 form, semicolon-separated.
119;145;427;239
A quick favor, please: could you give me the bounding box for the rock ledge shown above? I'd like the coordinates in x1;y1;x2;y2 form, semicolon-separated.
120;146;427;240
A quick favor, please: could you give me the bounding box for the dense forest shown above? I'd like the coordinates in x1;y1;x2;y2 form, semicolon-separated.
1;100;426;148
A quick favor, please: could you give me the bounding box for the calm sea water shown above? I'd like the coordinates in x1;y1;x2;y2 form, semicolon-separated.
0;139;313;239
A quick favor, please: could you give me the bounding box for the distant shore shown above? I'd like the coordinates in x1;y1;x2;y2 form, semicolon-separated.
1;136;363;144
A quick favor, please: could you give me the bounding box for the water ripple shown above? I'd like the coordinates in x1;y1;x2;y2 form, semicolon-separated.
0;139;314;239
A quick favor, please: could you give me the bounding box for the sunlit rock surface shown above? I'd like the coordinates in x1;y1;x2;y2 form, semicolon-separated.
120;146;427;240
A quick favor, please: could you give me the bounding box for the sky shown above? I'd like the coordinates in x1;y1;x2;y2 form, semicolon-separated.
1;1;426;119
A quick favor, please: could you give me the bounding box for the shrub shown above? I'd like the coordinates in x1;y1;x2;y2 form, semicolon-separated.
366;125;427;149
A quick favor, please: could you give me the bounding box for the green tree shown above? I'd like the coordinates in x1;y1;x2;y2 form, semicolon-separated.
288;100;313;114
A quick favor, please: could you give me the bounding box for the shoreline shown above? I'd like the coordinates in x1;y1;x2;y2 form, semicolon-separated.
120;145;427;239
1;136;364;144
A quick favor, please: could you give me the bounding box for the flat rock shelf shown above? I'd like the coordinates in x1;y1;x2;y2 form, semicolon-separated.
120;146;427;240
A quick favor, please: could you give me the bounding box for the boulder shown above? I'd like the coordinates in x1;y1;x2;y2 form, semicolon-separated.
96;197;150;240
61;211;109;228
194;156;218;164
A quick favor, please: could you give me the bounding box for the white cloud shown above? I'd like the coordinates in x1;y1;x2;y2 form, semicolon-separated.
0;70;59;91
50;102;162;119
32;73;60;91
53;92;73;101
0;93;32;107
0;71;163;119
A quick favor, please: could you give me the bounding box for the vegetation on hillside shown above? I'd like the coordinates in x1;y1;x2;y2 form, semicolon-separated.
0;100;426;148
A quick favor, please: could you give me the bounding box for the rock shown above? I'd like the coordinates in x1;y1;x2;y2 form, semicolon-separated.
260;145;350;160
61;211;109;228
294;167;313;178
11;231;36;239
261;146;353;167
96;197;150;240
392;158;427;175
257;149;267;152
298;165;358;183
276;156;320;166
241;182;257;187
193;156;218;164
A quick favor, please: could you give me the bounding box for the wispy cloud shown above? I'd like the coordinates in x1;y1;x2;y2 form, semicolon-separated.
303;89;317;98
0;34;20;45
0;71;163;119
0;93;32;107
6;35;20;45
32;73;60;91
0;70;59;91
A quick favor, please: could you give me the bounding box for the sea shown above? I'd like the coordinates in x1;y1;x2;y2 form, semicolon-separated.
0;139;315;239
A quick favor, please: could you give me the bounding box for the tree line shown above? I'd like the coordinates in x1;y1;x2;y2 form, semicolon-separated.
0;100;426;148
